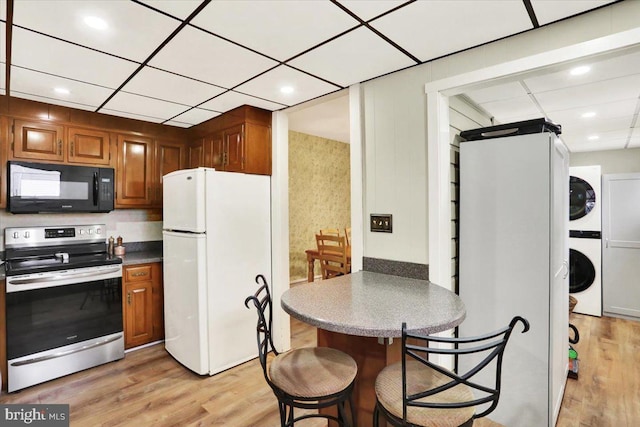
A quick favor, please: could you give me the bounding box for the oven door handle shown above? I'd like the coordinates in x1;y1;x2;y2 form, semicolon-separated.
10;334;123;367
7;267;122;286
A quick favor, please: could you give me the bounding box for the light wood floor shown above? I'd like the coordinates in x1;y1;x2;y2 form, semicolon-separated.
0;314;637;426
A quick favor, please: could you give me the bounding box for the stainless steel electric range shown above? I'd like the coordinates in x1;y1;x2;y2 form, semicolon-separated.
4;224;124;392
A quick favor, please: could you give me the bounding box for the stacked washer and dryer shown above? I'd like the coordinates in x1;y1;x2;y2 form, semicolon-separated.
569;165;602;317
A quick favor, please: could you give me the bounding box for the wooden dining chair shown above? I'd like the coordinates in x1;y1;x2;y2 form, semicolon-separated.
315;234;349;279
374;316;530;427
245;275;358;427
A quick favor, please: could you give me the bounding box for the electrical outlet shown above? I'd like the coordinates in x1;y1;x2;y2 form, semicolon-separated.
370;214;392;233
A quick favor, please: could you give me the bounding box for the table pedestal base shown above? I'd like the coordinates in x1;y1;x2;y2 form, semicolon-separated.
317;329;401;427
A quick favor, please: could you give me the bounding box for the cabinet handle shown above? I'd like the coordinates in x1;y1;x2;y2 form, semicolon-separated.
127;291;131;305
131;272;148;277
58;139;62;156
70;141;74;156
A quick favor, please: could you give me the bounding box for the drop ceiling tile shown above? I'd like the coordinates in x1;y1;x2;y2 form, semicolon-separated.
336;0;409;21
164;120;192;128
235;65;340;107
465;82;529;104
11;27;139;88
149;26;278;89
0;22;5;62
531;0;616;26
370;0;532;62
11;66;114;109
1;67;6;95
122;67;225;107
289;27;415;87
199;90;286;113
546;99;638;126
138;0;203;20
525;50;640;93
99;108;165;124
534;74;640;112
171;108;221;125
9;92;98;112
101;92;189;121
477;95;542;123
12;0;181;62
191;1;358;62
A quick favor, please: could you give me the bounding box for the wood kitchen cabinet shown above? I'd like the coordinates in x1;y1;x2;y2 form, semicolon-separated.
115;134;154;207
12;119;65;162
188;105;271;175
116;135;186;208
154;140;186;206
67;126;111;165
123;263;164;349
11;121;111;165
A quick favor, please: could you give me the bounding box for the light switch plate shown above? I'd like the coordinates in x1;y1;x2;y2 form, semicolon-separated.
370;214;392;233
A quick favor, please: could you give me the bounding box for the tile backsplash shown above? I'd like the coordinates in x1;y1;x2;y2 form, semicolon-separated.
0;209;162;252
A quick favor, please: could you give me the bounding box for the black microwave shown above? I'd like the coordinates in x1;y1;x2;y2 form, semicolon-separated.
7;161;115;213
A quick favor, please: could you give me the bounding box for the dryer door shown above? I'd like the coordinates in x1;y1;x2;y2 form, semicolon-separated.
570;176;596;221
569;248;596;293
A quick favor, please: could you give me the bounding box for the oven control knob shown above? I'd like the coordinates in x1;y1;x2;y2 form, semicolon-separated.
96;228;102;234
13;231;19;239
88;229;93;234
24;231;30;239
79;229;84;235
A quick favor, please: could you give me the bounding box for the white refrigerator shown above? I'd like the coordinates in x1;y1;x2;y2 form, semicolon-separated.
162;168;271;375
459;130;568;426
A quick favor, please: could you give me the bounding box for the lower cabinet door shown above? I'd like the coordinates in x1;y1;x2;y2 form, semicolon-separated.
124;281;154;349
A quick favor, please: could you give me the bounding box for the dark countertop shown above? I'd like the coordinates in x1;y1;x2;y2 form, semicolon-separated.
119;249;163;266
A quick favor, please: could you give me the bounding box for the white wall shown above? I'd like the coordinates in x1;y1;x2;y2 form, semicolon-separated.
362;65;430;263
570;148;640;174
361;0;640;268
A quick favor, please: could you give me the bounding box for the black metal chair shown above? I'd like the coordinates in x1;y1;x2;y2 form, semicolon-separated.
244;274;358;427
374;316;530;427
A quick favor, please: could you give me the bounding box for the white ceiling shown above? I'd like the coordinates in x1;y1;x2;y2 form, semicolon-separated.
0;0;624;146
463;48;640;152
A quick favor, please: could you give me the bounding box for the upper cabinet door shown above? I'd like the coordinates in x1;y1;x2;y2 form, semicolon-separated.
210;131;224;171
13;120;65;162
116;134;154;207
67;127;111;165
224;124;245;172
188;138;205;168
155;140;186;205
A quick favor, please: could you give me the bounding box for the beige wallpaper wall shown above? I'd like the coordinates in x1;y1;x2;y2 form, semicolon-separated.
289;131;351;281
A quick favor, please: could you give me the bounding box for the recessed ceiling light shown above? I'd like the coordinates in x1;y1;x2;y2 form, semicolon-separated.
280;86;294;94
570;65;591;76
587;135;599;141
84;16;108;30
54;87;70;95
581;111;596;118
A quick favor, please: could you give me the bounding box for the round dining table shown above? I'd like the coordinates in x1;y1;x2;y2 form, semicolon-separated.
281;271;466;427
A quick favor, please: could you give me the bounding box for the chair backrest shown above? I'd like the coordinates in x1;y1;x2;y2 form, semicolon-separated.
244;274;278;388
401;316;530;421
315;233;348;279
344;227;351;247
320;228;341;237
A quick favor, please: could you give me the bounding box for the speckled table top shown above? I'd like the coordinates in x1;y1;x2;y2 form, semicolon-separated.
281;271;466;338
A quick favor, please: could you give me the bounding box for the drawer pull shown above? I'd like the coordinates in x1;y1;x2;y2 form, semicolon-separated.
131;272;148;277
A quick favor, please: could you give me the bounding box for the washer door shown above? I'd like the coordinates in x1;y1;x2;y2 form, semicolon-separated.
569;248;596;293
570;176;596;220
